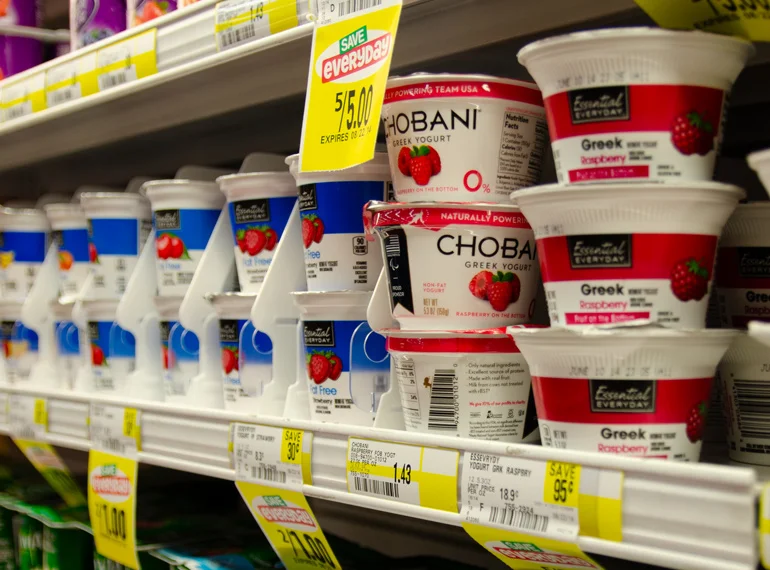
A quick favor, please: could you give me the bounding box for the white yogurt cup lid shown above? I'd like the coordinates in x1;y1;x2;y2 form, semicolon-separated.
43;203;86;228
291;290;372;309
385;73;541;99
285;153;391;185
514;181;744;204
80;192;152;218
0;207;50;231
205;292;258;314
508;322;737;344
386;327;518;353
153;295;184;317
721;203;770;245
143;180;225;211
216;172;297;202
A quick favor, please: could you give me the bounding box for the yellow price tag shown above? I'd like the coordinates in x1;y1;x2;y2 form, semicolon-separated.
280;429;303;464
33;399;47;428
44;53;99;107
96;29;157;92
298;0;402;172
544;461;581;510
122;408;140;451
13;440;86;507
231;424;312;487
761;483;770;569
635;0;770;40
88;450;139;569
1;73;46;121
214;0;299;51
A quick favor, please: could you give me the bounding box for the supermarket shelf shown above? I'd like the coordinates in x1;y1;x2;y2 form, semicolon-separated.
0;384;758;570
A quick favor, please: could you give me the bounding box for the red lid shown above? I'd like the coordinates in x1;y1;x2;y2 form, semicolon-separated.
386;327;540;353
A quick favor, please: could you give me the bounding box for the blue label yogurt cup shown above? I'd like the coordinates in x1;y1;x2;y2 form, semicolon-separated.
85;300;136;393
0;301;38;383
45;204;90;297
155;296;200;403
0;208;49;301
52;300;81;391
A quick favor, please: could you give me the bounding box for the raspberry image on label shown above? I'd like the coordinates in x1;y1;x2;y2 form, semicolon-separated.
686;401;707;443
469;270;494;300
301;215;325;248
671;111;714;156
91;345;106;366
397;147;412;176
486;271;522;312
671;258;710;302
222;347;238;374
328;354;342;380
156;233;189;260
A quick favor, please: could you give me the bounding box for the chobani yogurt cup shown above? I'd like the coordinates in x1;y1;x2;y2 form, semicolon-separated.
365;201;539;330
510;325;737;461
51;300;81;390
513;182;744;327
154;296;200;403
0;300;37;383
386;327;539;441
517;28;754;183
80;192;152;300
217;172;297;293
383;74;547;202
292;291;390;426
286;153;388;292
207;293;273;412
716;204;770;328
143;180;225;297
44;204;90;297
0;207;49;301
83;299;136;393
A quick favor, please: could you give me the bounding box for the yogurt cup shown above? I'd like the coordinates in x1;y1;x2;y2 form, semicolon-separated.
217;172;297;293
292;291;390;426
51;300;81;390
517;28;754;183
716;204;770;328
0;207;49;301
366;201;539;330
286;153;388;292
748;148;770;197
383;74;547;202
0;300;37;383
44;204;90;298
154;296;200;403
143;180;225;297
386;327;539;441
207;293;273;412
510;325;737;461
80;192;152;300
83;299;136;393
512;182;744;328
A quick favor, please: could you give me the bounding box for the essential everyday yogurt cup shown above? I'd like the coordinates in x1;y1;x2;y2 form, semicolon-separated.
517;28;754;183
386;327;539;441
0;300;37;383
154;296;200;403
44;204;90;297
83;299;136;393
293;291;390;426
80;193;152;300
51;300;81;390
286;154;388;292
207;293;273;412
217;172;297;293
513;182;744;328
366;201;539;330
0;207;49;301
510;325;737;461
143;180;225;297
383;74;547;202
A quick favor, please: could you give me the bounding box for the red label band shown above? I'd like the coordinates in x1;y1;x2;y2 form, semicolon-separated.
370;206;532;230
716;247;770;288
386;334;518;353
384;80;544;106
565;312;649;326
568;165;649;183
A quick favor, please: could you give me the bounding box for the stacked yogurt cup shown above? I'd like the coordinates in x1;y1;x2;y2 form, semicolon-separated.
505;27;755;462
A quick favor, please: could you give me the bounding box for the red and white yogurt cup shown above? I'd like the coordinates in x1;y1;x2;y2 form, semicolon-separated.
513;182;744;328
510;325;738;461
365;201;540;330
382;74;547;203
517;28;754;184
386;327;539;442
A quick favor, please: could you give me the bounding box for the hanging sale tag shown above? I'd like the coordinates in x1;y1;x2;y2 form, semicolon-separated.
634;0;770;40
298;0;402;172
13;440;87;507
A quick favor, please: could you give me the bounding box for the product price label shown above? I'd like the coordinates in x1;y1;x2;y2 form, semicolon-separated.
96;29;158;92
214;0;299;51
298;0;401;171
90;405;141;457
237;482;340;570
88;450;139;569
13;440;87;507
231;423;312;490
45;53;99;108
9;395;47;441
346;438;459;512
635;0;770;40
1;73;46;121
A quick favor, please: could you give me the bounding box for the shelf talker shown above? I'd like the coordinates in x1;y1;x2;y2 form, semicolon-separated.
367;268;394;332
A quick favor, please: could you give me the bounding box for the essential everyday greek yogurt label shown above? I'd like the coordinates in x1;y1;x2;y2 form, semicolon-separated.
160;320;199;401
219;318;273;410
52;228;90;296
54;320;80;390
0;230;48;301
716;246;770;327
3;320;38;383
88;218;151;299
88;320;136;392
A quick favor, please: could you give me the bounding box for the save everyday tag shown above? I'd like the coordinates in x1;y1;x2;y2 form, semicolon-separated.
90;405;141;457
231;423;312;489
635;0;770;40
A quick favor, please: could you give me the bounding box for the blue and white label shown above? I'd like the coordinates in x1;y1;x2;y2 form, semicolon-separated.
88;218;152;299
219;318;273;411
301;318;390;426
88;320;136;392
54;320;81;390
3;320;39;382
52;228;90;296
298;181;385;291
160;320;200;401
228;197;296;293
0;230;48;301
154;208;221;296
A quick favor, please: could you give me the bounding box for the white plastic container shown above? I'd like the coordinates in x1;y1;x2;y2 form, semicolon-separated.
512;182;744;328
510;325;737;461
44;203;90;297
292;291;390;426
82;299;136;393
143;180;225;296
207;293;273;412
386;327;538;441
51;300;82;390
286;154;388;292
382;74;547;202
0;300;38;383
517;28;754;184
154;295;200;403
0;207;50;301
748;148;770;197
366;201;540;330
217;172;297;293
79;192;152;300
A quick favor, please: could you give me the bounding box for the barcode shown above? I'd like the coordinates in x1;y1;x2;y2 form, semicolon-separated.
48;87;77;107
384;234;400;258
12;425;36;440
733;379;770;438
337;0;381;17
250;465;287;483
488;505;549;533
98;66;137;91
352;476;399;498
428;369;457;430
6;102;32;121
100;438;124;453
219;22;257;49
